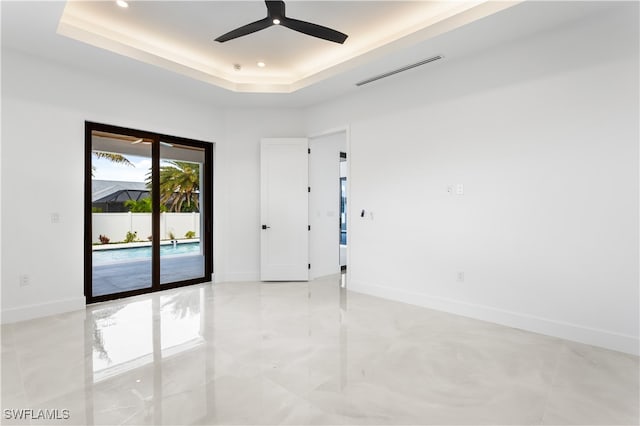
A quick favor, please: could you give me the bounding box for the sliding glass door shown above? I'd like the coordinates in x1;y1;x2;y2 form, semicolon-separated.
85;122;213;303
159;140;206;285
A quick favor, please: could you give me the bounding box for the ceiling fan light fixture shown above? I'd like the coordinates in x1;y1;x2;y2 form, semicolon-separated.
116;0;129;8
214;1;348;44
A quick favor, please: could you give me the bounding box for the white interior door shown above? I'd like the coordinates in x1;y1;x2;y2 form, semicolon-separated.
260;138;309;281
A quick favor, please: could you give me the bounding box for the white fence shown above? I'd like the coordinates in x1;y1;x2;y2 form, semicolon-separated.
93;212;200;243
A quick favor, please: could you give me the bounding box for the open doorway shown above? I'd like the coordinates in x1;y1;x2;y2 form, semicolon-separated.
340;152;347;272
308;130;347;281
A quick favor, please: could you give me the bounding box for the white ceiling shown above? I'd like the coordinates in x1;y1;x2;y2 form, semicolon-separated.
57;1;513;93
1;1;612;108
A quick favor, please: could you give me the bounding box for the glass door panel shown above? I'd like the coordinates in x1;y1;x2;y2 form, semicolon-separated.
159;141;206;285
91;130;153;297
86;122;212;303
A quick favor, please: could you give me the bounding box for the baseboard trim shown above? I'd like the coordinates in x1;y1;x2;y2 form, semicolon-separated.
349;280;639;356
1;296;86;324
311;272;342;281
217;271;260;283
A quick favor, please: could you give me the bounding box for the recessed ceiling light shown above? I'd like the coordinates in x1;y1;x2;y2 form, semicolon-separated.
257;62;266;68
272;19;280;25
116;0;129;8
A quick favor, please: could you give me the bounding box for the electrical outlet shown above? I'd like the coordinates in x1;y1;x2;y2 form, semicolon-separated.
19;274;30;287
457;272;465;282
51;213;60;223
455;184;464;195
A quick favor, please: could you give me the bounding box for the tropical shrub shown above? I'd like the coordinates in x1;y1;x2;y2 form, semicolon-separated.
185;230;196;239
124;231;138;243
99;235;110;244
125;198;151;213
124;198;167;212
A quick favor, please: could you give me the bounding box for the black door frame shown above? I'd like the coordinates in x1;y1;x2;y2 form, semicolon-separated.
84;121;213;304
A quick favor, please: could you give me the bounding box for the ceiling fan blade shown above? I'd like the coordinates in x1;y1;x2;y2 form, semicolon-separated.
280;17;348;44
215;17;272;42
265;0;285;19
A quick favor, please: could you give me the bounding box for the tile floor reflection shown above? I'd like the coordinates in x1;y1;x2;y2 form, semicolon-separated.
1;276;638;425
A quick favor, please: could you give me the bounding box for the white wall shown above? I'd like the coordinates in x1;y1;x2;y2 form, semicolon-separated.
1;47;308;321
309;131;347;278
216;108;307;282
0;49;224;322
2;3;638;357
1;50;309;321
305;5;639;354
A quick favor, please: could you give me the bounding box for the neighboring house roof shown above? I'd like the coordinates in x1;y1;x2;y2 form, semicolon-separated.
92;180;148;203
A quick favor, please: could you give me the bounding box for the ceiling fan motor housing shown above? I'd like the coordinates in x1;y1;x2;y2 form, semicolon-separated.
215;0;348;44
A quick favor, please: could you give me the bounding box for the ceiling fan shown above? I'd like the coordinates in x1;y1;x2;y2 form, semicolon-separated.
215;0;348;44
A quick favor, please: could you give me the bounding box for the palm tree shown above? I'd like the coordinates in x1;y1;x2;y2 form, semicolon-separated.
146;161;200;212
92;151;134;176
93;151;134;166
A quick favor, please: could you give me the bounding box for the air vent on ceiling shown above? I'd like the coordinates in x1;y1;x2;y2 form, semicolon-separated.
355;55;443;87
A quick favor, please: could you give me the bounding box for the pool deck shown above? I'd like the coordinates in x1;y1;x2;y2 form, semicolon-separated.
92;255;205;296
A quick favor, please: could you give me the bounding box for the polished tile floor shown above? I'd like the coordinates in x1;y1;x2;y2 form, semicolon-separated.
1;276;638;425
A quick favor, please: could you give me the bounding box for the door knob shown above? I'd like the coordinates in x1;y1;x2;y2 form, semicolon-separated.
262;225;271;230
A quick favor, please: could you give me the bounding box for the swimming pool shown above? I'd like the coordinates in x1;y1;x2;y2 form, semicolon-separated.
93;242;200;265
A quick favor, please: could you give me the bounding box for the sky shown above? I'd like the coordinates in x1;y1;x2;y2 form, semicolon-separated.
92;154;152;182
